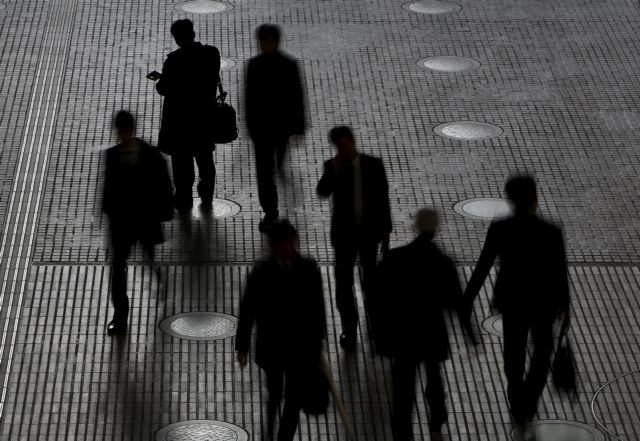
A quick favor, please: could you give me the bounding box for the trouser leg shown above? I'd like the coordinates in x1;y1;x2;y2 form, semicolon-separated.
171;154;195;210
502;313;530;421
524;318;554;416
253;140;278;217
391;358;417;441
264;365;285;440
357;237;379;320
194;148;216;204
334;242;359;335
424;361;447;432
275;136;289;173
278;364;305;441
110;231;133;322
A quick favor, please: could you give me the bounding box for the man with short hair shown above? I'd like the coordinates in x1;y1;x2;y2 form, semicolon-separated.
462;176;570;428
317;126;392;351
245;24;306;231
154;18;221;213
236;220;326;441
371;208;468;441
102;111;173;335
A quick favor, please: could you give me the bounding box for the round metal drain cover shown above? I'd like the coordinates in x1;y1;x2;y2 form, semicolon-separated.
482;315;503;337
434;121;503;140
156;420;249;441
403;0;462;13
191;198;241;220
174;0;233;14
453;198;512;220
418;56;481;73
592;369;640;439
511;420;605;441
159;312;237;341
220;57;236;70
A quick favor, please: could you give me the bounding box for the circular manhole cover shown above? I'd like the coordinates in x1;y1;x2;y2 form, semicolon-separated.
592;369;640;439
192;198;241;219
0;3;6;11
482;315;503;337
402;0;462;13
156;420;249;441
434;121;503;140
159;312;238;341
511;420;605;441
453;198;512;220
418;56;481;73
174;0;233;14
220;57;236;70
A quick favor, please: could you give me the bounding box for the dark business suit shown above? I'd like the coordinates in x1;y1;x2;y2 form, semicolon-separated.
156;41;221;210
317;153;392;336
102;139;173;322
236;255;325;441
245;51;305;218
464;212;569;420
372;234;463;437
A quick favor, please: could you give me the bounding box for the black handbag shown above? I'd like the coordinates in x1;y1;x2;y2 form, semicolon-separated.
212;81;238;144
302;364;330;415
552;317;577;396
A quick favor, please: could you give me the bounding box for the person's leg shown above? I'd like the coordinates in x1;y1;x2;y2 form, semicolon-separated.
194;148;216;205
356;236;379;331
109;226;133;328
171;153;195;212
253;139;278;221
275;136;289;174
523;317;554;417
277;363;306;441
424;361;447;433
264;365;285;441
334;241;359;341
391;358;417;441
502;312;530;423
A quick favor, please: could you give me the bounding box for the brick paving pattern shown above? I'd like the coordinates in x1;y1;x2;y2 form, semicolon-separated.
0;0;639;438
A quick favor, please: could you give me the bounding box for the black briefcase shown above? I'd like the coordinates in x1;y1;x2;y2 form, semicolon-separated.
302;365;330;416
212;81;238;144
552;317;578;397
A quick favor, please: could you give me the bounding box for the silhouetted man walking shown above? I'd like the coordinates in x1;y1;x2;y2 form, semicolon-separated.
236;220;326;441
462;176;570;427
102;111;173;335
317;126;392;351
154;19;221;213
245;24;306;231
372;209;467;441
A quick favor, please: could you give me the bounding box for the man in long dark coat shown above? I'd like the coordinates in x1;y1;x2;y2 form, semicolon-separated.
462;176;570;426
245;24;306;231
371;208;467;441
155;19;221;213
236;220;326;441
102;111;173;335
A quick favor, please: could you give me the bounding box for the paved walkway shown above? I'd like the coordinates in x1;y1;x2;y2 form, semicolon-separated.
0;0;639;439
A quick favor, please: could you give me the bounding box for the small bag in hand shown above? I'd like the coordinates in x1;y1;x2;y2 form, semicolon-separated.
552;317;577;396
212;81;238;144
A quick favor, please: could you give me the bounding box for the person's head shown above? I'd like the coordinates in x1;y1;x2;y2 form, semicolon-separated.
256;24;280;54
171;19;196;47
414;208;439;238
113;110;135;144
505;175;538;214
267;219;298;261
329;126;357;160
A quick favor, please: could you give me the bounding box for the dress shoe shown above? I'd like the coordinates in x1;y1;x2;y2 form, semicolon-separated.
339;332;356;351
107;319;127;336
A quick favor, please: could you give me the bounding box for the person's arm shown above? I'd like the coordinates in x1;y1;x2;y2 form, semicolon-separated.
155;58;171;96
290;60;306;135
317;160;337;197
235;267;260;365
462;223;500;317
555;229;570;316
377;159;393;242
309;261;327;343
155;152;174;222
244;60;255;138
102;151;114;217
